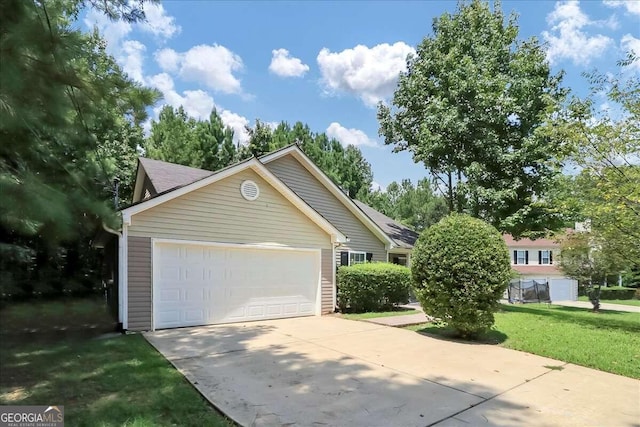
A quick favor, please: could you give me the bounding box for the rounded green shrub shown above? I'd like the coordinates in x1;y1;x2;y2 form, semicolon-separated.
411;214;512;338
337;262;411;313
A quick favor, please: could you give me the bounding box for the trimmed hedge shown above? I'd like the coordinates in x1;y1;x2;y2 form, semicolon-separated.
337;262;411;312
412;214;512;338
579;286;637;300
599;287;637;300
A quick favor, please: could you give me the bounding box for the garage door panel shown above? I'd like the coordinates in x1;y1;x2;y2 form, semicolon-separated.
550;279;575;301
159;288;181;302
154;242;320;329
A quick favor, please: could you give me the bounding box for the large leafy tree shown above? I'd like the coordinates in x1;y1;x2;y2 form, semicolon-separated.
554;56;640;272
378;0;567;238
559;232;623;311
0;0;158;297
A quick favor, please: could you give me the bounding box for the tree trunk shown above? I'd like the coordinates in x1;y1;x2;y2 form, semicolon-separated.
588;279;602;312
447;171;455;212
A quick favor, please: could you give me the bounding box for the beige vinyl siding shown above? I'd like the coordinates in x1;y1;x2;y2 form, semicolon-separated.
129;169;331;249
125;169;335;330
128;236;152;331
321;248;334;313
265;155;386;264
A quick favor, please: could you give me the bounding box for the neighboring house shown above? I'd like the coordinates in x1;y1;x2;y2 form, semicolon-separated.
503;234;578;301
99;144;418;331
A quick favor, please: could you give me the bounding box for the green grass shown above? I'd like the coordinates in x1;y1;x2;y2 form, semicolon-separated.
0;298;234;426
341;308;418;320
577;296;640;307
406;303;640;379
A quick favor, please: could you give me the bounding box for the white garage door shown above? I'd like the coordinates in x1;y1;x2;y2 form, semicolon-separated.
153;241;320;329
550;278;576;301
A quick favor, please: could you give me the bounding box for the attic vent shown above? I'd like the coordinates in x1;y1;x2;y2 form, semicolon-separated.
240;180;259;201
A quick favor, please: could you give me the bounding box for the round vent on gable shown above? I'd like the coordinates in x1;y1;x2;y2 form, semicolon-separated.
240;180;260;201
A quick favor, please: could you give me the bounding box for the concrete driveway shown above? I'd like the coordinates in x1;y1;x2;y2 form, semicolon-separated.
145;317;639;427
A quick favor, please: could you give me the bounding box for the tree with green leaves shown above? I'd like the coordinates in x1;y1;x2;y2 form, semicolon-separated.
559;232;623;311
378;0;567;238
0;0;158;298
243;120;375;198
363;179;449;231
554;56;640;272
144;106;237;171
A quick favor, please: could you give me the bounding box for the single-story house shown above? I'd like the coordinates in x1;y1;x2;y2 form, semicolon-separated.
503;234;578;301
99;144;418;331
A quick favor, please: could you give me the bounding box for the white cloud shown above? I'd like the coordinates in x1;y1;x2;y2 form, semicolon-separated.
148;73;214;120
139;3;181;39
121;40;146;83
317;42;415;107
220;111;250;145
621;34;640;72
604;0;640;16
269;49;309;77
542;1;613;65
326;122;377;147
155;48;181;73
154;45;244;94
84;5;181;84
84;8;132;51
148;73;250;144
371;181;386;192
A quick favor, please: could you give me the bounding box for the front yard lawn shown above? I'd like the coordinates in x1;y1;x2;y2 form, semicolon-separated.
406;303;640;379
0;298;233;426
340;308;418;320
577;296;640;307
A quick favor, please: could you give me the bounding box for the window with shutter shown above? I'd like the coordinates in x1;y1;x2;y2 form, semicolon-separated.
540;250;551;265
348;251;366;265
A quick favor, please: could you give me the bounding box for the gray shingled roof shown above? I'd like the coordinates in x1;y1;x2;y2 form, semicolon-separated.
139;157;214;194
353;200;419;249
138;156;418;250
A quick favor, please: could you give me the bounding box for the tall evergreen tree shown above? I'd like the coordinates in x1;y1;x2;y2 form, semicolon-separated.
144;106;237;171
0;0;158;297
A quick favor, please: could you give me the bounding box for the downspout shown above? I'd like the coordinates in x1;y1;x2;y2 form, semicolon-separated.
102;222;125;329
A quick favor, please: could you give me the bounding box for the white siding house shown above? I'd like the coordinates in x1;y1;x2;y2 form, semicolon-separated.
504;234;578;301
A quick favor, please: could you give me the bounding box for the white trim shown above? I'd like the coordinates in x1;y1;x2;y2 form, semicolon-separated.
260;146;396;249
152;237;324;253
348;250;367;266
121;159;346;244
332;246;337;311
514;249;527;265
151;238;322;330
121;223;129;329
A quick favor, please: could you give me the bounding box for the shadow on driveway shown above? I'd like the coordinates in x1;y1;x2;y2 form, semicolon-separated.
146;318;540;426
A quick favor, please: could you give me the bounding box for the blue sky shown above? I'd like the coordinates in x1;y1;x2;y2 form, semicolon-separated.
83;0;639;190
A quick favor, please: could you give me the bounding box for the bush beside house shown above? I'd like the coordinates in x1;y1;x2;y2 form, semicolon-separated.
337;263;411;312
411;214;512;338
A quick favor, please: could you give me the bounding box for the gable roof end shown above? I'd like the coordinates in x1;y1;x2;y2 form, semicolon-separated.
260;145;397;249
121;158;347;244
138;157;214;194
